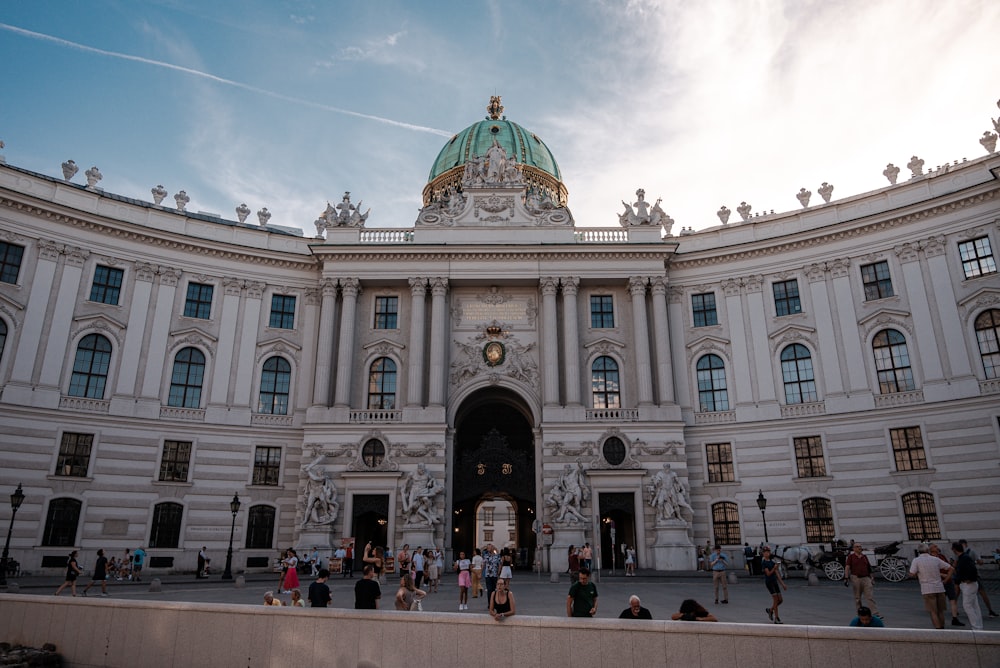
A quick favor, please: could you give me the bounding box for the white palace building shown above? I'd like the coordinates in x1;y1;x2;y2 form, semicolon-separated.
1;96;999;576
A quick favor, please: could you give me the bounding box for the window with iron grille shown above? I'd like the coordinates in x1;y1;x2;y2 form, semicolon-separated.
890;426;927;471
374;296;398;329
159;440;192;482
772;279;802;316
590;295;615;328
860;261;894;300
712;501;741;545
706;443;735;483
149;502;183;548
873;329;915;393
0;242;24;284
269;294;296;329
246;505;276;549
902;491;940;541
802;498;834;543
89;265;124;305
183;282;214;319
56;432;93;477
959;236;997;279
42;498;81;546
692;292;718;327
252;446;281;486
793;436;827;477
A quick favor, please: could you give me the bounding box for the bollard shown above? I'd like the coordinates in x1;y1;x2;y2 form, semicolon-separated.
807;572;820;586
148;578;162;592
235;575;246;588
728;572;738;585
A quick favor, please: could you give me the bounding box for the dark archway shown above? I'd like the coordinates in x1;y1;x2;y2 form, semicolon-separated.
599;493;637;573
351;494;389;553
452;388;536;568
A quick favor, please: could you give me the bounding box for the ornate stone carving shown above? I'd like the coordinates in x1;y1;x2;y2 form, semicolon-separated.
246;281;265;299
235;203;251;223
981;131;998;154
223;277;243;296
151;185;167;205
300;453;339;528
588;428;642;470
828;258;851;278
399;463;445;526
649;463;692;524
61;160;78;181
474;194;515;222
736;201;752;222
818;182;834;203
993;99;1000;134
796;188;811;208
134;262;156;282
316;192;370;234
257;208;271;227
174;190;190;212
450;325;538;386
717;205;731;225
84;166;102;188
544;460;590;525
883;163;900;185
907;155;925;178
158;267;181;286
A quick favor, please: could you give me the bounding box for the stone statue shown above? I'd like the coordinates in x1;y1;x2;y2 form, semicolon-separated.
235;203;251;223
257;207;271;227
981;131;998;154
736;201;752;222
907;155;925;177
61;160;78;181
174;190;190;212
151;185;167;205
818;182;834;203
883;163;900;185
717;206;731;225
649;463;692;522
85;166;103;188
545;460;590;524
796;188;811;208
399;463;444;526
485;139;507;183
619;200;637;226
633;189;650;220
301;454;339;528
993;98;1000;134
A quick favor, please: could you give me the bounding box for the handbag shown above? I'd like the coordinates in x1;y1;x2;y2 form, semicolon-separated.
410;597;423;611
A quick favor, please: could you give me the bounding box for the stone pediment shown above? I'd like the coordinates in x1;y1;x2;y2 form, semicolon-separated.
768;322;816;341
415;186;573;228
856;307;911;329
72;312;127;331
957;286;1000;318
684;333;730;350
362;338;406;356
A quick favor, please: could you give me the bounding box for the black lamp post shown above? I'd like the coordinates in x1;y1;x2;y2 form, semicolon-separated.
1;483;26;587
222;493;241;581
756;490;769;544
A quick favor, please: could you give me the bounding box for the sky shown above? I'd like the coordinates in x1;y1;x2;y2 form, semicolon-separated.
1;1;998;235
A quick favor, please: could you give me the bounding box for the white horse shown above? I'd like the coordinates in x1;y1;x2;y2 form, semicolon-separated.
772;545;818;577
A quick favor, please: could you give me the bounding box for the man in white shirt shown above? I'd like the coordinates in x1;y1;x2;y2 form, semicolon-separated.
412;547;426;589
909;543;954;629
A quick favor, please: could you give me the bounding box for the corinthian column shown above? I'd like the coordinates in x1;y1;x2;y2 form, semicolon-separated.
649;276;674;404
406;277;427;407
561;277;581;405
629;276;654;406
333;278;360;407
427;277;449;406
540;277;560;406
312;279;338;406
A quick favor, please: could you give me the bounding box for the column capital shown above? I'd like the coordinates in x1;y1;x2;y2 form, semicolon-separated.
320;278;338;297
560;276;580;295
409;277;428;295
649;275;668;295
430;277;449;296
340;277;361;297
628;276;649;296
540;277;559;295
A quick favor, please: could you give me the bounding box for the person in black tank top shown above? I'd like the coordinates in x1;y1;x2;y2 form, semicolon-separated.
490;578;516;621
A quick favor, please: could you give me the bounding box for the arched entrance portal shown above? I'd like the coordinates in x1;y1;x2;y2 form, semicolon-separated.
452;389;536;569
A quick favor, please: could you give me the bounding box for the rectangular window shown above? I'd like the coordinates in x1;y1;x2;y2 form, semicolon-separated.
890;426;928;471
56;432;93;477
0;242;24;284
959;237;997;279
712;502;742;545
484;508;494;526
590;295;615;328
374;296;398;329
692;292;718;327
860;261;894;301
484;530;494;542
183;282;214;319
706;443;735;483
252;446;282;486
158;440;192;482
89;265;124;305
794;436;827;478
268;294;296;329
772;279;802;316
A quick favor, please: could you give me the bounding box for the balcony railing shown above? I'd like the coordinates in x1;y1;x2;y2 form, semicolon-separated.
360;229;414;243
575;229;628;243
585;408;639;421
873;390;924;408
350;409;402;423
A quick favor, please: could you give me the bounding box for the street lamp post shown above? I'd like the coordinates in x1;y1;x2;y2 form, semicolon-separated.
222;493;241;581
1;484;26;587
756;490;769;544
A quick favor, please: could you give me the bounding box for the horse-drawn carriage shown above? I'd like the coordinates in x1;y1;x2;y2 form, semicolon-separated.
772;540;909;582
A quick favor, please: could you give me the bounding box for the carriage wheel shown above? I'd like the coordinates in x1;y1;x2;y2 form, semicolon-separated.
823;561;845;581
879;556;907;582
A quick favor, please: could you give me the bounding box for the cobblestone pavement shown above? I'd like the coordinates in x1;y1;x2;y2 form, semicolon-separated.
10;567;1000;631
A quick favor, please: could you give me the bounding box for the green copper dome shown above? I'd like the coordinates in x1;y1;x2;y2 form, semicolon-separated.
423;96;567;207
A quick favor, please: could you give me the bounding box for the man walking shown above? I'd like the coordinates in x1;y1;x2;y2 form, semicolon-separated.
354;564;381;609
909;543;953;629
953;541;983;630
567;567;598;617
845;543;880;619
197;546;208;578
761;546;786;624
710;545;729;604
82;549;109;597
960;539;999;618
482;543;501;606
580;543;593;571
308;569;332;607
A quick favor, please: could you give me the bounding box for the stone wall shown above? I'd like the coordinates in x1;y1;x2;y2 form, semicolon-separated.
1;595;998;667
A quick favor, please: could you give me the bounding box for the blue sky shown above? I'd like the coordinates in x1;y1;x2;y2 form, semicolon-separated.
1;1;998;234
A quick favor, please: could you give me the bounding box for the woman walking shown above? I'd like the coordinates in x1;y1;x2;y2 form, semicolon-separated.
54;550;82;596
455;551;472;610
282;548;300;593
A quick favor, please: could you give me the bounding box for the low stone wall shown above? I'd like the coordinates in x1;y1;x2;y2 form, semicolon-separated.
1;594;998;668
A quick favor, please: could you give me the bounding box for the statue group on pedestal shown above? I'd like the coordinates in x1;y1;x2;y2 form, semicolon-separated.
619;188;672;232
301;454;339;529
399;463;445;526
545;460;590;524
649;463;692;523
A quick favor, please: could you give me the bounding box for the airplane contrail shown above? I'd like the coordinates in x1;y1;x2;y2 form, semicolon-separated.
0;23;454;138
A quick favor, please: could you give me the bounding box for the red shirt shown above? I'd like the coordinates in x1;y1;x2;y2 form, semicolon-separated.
846;551;872;577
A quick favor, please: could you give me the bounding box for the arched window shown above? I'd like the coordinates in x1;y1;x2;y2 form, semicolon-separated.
149;502;183;549
367;357;397;410
168;347;205;408
780;344;817;404
362;439;385;468
259;356;291;415
696;354;729;411
591;356;620;409
42;498;82;546
711;501;741;545
0;320;7;363
802;497;834;543
975;309;1000;379
246;505;276;549
902;492;940;541
872;329;915;393
68;333;112;398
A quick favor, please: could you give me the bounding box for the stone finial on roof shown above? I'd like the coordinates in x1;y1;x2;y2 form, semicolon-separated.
736;201;752;222
818;182;834;203
717;206;731;225
907;155;924;178
980;131;997;154
796;188;811;208
883;163;900;184
487;95;504;120
151;185;167;205
174;190;190;212
257;208;271;227
61;160;78;181
85;166;102;188
235;203;251;223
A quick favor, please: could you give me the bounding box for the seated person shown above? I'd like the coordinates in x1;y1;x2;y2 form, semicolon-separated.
618;594;652;619
670;598;717;622
262;591;283;606
849;606;885;627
